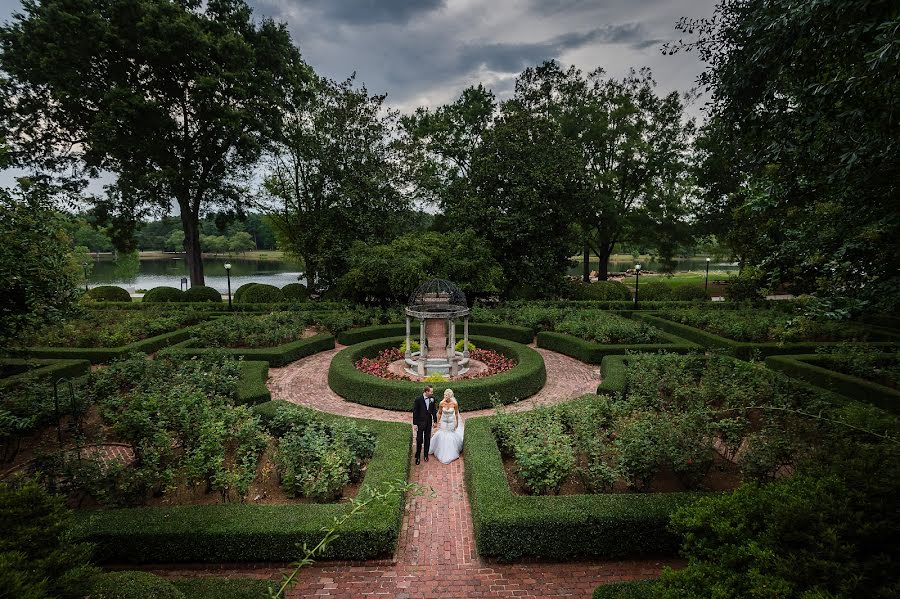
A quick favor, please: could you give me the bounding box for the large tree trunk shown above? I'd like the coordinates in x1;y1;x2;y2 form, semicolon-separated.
180;208;205;287
594;241;615;281
582;242;591;282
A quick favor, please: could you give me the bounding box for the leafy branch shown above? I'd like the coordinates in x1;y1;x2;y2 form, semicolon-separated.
268;479;433;598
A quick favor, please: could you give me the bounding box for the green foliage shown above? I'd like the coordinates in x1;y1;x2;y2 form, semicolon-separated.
89;571;184;599
338;229;504;304
674;0;900;311
399;339;421;353
190;312;312;349
328;336;546;410
0;0;309;286
454;339;476;352
554;311;663;344
492;408;576;495
0;476;98;599
637;281;674;301
593;580;658;599
143;286;187;303
723;266;767;303
232;283;257;303
85;286;131;303
0;185;83;345
21;309;202;348
238;284;284;304
183;286;222;303
280;283;309;302
171;577;272;598
671;284;709;302
566;280;632;301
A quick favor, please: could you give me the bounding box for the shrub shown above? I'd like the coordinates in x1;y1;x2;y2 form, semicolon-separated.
21;309;202;348
555;311;663;344
502;410;576;495
281;282;309;301
232;282;257;303
238;284;284;304
724;266;767;302
636;280;673;301
183;285;222;303
399;339;421;353
455;339;476;352
89;571;184;599
671;283;709;301
0;476;98;598
190;312;312;349
142;286;186;303
593;580;658;599
86;285;131;302
566;280;632;301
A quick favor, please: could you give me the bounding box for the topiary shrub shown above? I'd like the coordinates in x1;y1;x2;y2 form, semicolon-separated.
237;283;284;304
183;285;222;303
281;282;309;302
671;283;709;301
142;286;186;303
636;280;673;301
89;571;184;599
85;285;131;302
455;339;476;352
232;282;257;303
566;280;632;301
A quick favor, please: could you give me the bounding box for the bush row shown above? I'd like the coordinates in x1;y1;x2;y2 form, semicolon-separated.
82;301;353;312
596;354;627;397
0;358;91;388
593;580;657;599
85;285;131;302
335;322;536;346
535;330;699;364
328;336;546;411
765;353;900;415
235;361;272;405
634;313;900;360
74;407;411;563
160;333;335;367
464;415;700;561
9;327;198;364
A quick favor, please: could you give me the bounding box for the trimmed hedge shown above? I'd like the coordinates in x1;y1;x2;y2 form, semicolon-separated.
89;571;184;598
281;282;309;301
335;322;536;346
328;336;546;411
184;285;223;303
593;580;658;599
596;354;627;397
634;313;900;360
536;330;699;364
83;301;353;312
143;286;187;303
9;327;199;364
172;578;273;598
161;333;335;367
236;361;271;405
86;285;131;302
765;353;900;414
0;358;91;387
75;410;411;563
238;284;284;304
566;280;632;301
464;413;701;561
232;282;257;303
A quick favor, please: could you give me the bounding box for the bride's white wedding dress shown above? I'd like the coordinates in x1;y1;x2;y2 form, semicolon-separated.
429;406;464;464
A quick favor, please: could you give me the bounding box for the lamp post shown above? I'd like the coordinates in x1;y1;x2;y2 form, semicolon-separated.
705;257;711;294
180;277;187;292
224;263;232;310
82;263;89;292
634;264;641;309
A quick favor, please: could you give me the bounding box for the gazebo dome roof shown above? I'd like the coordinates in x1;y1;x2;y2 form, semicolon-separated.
405;278;469;319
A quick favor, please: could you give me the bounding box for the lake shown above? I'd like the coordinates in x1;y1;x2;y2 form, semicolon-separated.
87;255;306;293
565;257;740;276
87;254;739;293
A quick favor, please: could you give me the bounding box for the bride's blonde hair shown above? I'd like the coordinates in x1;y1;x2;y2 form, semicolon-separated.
443;388;454;401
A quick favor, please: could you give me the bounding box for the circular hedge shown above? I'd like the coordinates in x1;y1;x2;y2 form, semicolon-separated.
282;282;309;301
184;285;222;303
86;285;131;302
142;286;186;303
328;335;546;411
238;283;284;303
232;282;257;303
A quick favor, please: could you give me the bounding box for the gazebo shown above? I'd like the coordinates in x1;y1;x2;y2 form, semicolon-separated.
404;279;471;377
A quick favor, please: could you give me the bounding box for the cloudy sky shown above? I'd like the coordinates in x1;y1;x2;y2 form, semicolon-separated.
0;0;716;190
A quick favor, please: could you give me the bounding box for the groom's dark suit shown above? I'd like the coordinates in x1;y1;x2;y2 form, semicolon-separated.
412;393;438;462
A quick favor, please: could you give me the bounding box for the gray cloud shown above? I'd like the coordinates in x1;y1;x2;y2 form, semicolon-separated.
283;0;446;25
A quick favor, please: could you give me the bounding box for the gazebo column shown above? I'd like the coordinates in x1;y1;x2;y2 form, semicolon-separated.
405;316;412;359
418;318;426;375
463;317;470;358
449;318;459;376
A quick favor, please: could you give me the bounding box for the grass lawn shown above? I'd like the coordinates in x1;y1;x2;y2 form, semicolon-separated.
618;271;735;289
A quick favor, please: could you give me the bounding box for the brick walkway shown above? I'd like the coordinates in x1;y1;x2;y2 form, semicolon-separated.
268;345;601;423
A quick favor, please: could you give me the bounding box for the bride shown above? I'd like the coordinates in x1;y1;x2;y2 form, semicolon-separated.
429;389;464;464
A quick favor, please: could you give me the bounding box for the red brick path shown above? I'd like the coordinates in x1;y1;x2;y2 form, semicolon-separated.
268;345;601;423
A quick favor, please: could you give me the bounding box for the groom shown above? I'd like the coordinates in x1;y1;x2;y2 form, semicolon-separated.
412;385;438;465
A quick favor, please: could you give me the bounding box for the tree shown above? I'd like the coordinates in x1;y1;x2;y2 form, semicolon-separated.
339;229;504;304
228;231;256;254
0;180;83;346
669;0;900;311
265;74;410;293
0;0;309;286
165;230;185;253
450;104;586;295
512;62;696;281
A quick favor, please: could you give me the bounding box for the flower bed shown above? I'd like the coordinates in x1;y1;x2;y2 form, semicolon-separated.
353;346;516;381
189;312;321;349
